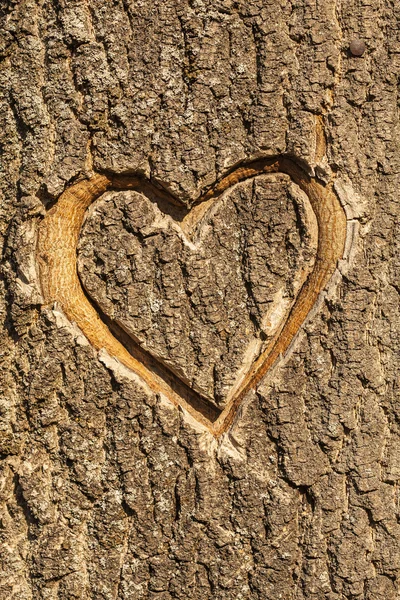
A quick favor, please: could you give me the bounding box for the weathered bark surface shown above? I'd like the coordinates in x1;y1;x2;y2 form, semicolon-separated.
78;178;316;408
1;1;400;599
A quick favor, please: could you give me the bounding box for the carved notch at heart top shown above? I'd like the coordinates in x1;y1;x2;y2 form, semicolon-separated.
78;175;318;413
37;157;347;436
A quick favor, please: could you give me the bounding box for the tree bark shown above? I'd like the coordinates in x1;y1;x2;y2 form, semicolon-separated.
1;1;400;598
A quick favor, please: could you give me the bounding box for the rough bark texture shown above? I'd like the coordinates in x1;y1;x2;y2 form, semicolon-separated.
78;177;316;409
1;1;400;599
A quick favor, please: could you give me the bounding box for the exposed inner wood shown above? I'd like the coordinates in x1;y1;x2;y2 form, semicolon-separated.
37;156;347;436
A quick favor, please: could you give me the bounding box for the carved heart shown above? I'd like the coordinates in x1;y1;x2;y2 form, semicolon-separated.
37;157;347;436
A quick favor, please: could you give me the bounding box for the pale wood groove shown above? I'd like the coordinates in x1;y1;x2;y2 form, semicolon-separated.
37;157;347;437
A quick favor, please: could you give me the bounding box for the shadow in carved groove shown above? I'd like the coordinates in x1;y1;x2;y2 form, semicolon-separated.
37;155;347;437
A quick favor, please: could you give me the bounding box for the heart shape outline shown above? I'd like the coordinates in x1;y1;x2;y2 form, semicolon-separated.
37;155;347;437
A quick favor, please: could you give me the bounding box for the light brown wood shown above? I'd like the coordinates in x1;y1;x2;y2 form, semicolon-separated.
37;156;347;437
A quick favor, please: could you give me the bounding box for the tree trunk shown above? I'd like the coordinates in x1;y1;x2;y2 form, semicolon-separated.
1;1;399;598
